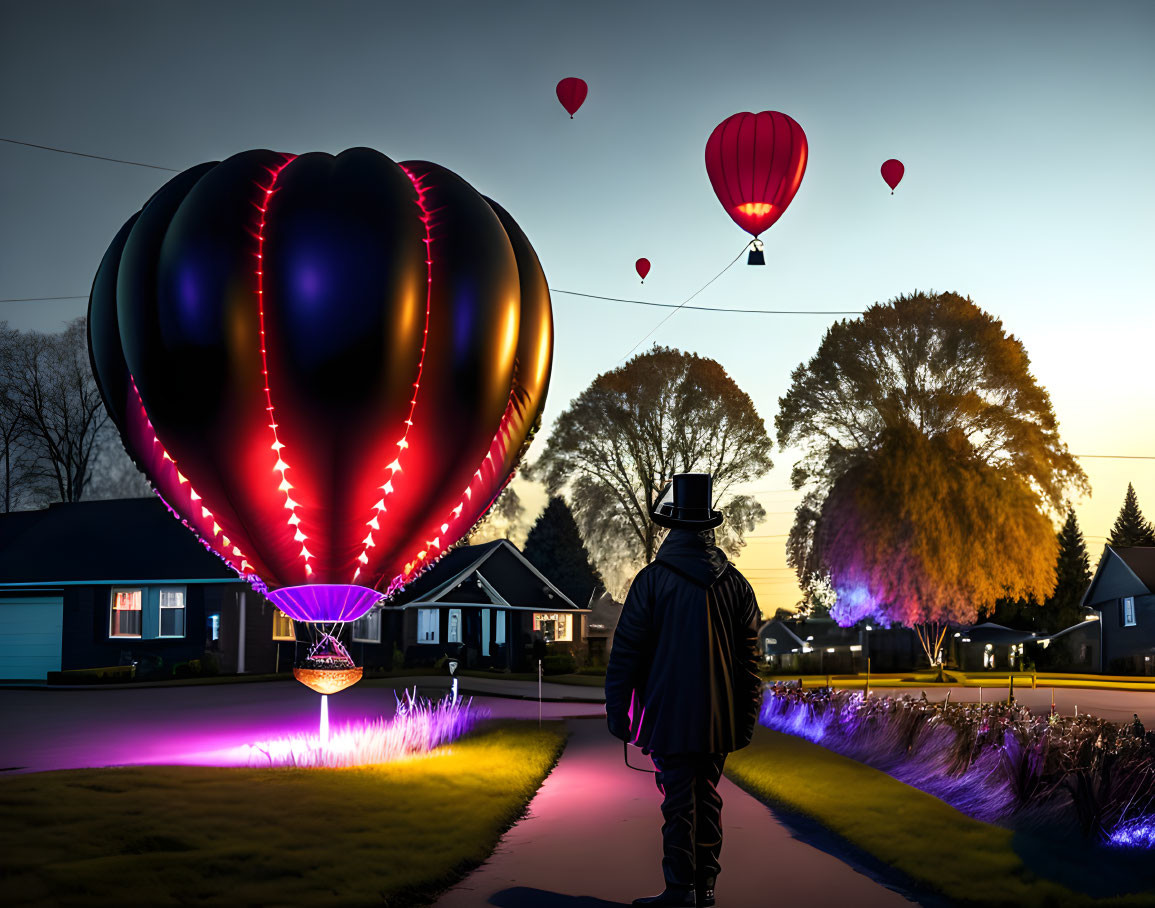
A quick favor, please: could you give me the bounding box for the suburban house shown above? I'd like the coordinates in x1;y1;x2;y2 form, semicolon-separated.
370;539;589;672
1081;545;1155;675
0;498;300;681
758;616;924;674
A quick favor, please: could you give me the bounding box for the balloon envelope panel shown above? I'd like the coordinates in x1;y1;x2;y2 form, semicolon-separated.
89;147;553;599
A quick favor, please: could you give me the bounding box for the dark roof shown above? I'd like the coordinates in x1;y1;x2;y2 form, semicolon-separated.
757;619;807;654
1109;547;1155;592
0;498;241;585
960;622;1041;646
389;539;583;610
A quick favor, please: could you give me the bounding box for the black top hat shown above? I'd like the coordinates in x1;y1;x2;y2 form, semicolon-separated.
651;473;724;530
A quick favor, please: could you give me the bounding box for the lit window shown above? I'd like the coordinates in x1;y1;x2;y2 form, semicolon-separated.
495;611;506;646
533;612;572;642
481;608;491;656
352;608;380;643
208;613;221;642
158;588;186;637
418;608;439;643
111;589;142;638
272;610;295;641
447;608;462;643
1123;597;1137;627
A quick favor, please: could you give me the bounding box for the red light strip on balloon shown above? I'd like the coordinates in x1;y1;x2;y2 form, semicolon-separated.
383;388;523;598
350;164;433;582
129;376;254;575
254;155;311;575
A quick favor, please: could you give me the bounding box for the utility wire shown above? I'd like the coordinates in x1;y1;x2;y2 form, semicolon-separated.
551;288;863;317
0;295;87;303
618;245;749;363
1;138;180;172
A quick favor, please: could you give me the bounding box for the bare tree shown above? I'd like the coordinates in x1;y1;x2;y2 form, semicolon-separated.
12;318;110;503
531;345;773;588
0;323;39;511
464;484;526;546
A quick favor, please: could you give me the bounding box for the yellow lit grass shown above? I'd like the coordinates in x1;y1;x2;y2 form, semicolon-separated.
727;726;1154;907
1;719;564;908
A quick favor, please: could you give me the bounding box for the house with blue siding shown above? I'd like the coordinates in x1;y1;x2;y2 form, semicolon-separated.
0;498;294;681
1082;545;1155;675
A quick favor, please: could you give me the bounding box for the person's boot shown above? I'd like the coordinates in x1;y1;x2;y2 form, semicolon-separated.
696;876;717;907
632;887;697;906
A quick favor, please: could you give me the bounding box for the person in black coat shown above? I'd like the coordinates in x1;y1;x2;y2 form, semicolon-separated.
606;473;763;907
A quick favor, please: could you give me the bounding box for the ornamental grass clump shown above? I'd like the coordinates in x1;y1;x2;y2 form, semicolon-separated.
243;689;488;769
760;683;1155;844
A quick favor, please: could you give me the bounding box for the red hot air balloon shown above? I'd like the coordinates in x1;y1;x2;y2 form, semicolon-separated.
556;77;588;118
88;147;553;693
881;159;904;194
705;111;808;245
635;258;651;283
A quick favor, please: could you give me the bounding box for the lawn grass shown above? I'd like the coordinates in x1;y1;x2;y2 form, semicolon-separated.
0;719;565;908
726;726;1155;907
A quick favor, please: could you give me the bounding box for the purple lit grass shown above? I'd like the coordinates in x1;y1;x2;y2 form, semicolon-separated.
761;684;1155;845
233;690;487;769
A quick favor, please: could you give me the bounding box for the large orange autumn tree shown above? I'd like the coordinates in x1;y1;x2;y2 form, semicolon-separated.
778;291;1087;665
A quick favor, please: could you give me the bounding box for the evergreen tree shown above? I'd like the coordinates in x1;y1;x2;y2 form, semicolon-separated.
523;496;605;608
1045;504;1093;628
1108;483;1155;547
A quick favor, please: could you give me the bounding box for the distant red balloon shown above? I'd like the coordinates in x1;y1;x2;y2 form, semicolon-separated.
556;78;588;118
881;159;905;193
705;111;808;239
635;258;651;282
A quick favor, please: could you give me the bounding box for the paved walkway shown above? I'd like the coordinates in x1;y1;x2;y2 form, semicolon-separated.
433;717;914;908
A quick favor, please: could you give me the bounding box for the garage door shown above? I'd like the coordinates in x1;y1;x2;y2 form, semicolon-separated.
0;597;63;680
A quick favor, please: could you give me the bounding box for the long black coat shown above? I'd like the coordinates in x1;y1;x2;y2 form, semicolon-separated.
605;530;763;755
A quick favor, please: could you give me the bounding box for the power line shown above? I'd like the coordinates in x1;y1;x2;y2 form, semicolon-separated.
1073;454;1155;461
1;137;180;172
618;245;749;363
0;295;87;303
551;289;863;317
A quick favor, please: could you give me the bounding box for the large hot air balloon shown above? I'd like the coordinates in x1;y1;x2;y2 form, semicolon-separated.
88;147;553;694
555;77;588;118
881;158;904;194
704;111;808;264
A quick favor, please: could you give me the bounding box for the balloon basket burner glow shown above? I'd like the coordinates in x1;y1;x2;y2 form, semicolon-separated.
319;694;329;744
292;629;363;694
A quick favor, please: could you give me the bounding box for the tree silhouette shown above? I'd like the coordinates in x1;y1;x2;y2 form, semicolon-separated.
778;291;1087;665
1107;483;1155;547
523;496;605;608
1047;504;1093;625
531;345;773;579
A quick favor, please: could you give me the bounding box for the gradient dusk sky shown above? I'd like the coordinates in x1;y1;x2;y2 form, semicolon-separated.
3;0;1154;615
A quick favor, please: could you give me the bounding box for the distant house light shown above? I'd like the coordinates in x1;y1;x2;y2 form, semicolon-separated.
806;635;814;641
954;632;961;638
962;637;971;643
1083;614;1099;621
849;644;862;652
768;637;777;644
865;625;873;631
826;647;835;653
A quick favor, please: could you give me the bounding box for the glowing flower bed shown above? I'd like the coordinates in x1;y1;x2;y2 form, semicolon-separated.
760;683;1155;846
241;690;488;769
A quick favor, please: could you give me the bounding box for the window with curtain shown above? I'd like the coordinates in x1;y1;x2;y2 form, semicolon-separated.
447;609;462;643
158;588;186;637
418;608;439;643
111;589;143;637
532;612;572;642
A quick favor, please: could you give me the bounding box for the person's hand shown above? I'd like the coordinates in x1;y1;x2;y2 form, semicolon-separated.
606;711;629;741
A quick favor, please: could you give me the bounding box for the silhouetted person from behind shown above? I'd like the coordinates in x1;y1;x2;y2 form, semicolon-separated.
606;474;762;907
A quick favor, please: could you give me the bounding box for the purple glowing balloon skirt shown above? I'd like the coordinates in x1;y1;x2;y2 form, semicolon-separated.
265;584;383;622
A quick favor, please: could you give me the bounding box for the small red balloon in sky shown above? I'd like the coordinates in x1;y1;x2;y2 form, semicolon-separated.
705;111;808;239
556;78;588;118
881;159;905;194
636;258;651;283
